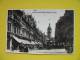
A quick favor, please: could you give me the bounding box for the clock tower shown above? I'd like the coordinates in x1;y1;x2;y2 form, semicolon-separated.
47;23;52;40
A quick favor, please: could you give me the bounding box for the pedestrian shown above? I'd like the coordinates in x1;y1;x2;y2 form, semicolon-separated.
24;45;28;52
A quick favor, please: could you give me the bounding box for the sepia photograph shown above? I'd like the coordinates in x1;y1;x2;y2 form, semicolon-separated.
7;9;74;54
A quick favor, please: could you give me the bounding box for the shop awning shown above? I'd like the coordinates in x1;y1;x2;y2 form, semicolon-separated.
12;35;42;45
30;41;35;44
13;35;31;44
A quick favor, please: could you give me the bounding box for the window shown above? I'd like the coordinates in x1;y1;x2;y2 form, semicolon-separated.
14;26;16;34
8;23;11;32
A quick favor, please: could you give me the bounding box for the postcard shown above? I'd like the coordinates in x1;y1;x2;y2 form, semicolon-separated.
7;9;74;54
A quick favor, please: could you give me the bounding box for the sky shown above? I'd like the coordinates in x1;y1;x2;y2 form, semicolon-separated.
24;10;65;37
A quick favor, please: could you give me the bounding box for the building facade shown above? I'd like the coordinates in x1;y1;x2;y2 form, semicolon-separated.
7;10;44;52
55;10;74;53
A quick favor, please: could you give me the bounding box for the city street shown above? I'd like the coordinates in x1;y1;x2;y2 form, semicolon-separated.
7;10;73;54
28;49;67;54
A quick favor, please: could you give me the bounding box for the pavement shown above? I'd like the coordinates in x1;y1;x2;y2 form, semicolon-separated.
28;49;67;54
7;49;67;54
